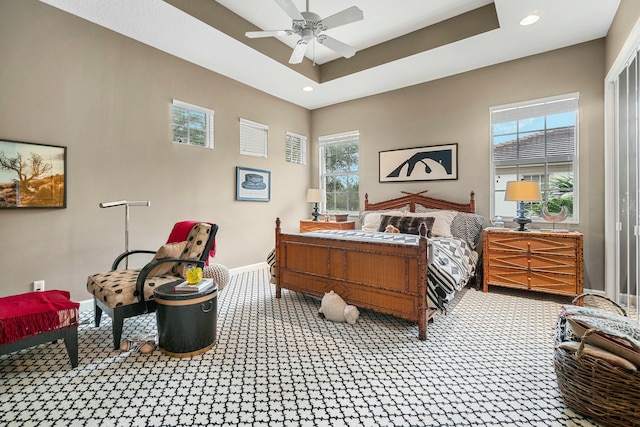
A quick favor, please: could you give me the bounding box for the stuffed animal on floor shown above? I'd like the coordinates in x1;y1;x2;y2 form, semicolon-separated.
384;224;400;233
318;290;360;325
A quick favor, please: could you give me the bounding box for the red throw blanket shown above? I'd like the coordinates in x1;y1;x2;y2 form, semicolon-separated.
0;290;79;345
166;221;216;265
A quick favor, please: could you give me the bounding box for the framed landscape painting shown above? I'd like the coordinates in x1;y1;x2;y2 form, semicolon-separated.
379;143;458;182
0;139;67;208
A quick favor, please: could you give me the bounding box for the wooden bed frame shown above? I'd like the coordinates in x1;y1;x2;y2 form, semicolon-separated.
274;190;476;340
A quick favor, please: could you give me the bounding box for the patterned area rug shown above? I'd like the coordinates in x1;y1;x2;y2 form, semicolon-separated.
1;266;598;426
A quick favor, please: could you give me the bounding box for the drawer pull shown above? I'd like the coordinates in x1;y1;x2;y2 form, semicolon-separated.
201;301;214;313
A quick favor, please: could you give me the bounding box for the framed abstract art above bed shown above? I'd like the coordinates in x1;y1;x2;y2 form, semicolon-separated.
273;190;485;340
379;144;458;182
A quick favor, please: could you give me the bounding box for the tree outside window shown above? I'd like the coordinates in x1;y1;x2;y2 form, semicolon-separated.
319;131;359;213
172;100;214;149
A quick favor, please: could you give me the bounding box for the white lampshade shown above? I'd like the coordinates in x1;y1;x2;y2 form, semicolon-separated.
306;189;323;203
504;181;541;202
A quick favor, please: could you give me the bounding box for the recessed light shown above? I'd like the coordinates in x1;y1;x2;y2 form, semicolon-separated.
520;13;540;26
303;86;313;92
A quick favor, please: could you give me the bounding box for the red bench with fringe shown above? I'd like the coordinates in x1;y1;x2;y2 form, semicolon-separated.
0;290;79;368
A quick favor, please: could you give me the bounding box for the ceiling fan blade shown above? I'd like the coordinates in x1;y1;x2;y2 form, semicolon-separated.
317;35;357;58
320;6;363;30
289;39;309;64
245;30;293;39
274;0;304;21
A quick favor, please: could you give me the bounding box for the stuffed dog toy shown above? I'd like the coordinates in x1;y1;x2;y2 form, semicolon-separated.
384;224;400;233
318;291;360;325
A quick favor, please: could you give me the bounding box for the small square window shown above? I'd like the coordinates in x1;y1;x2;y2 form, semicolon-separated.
172;99;214;149
286;132;307;165
240;118;268;158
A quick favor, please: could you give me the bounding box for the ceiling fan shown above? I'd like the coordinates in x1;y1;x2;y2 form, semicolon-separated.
245;0;364;64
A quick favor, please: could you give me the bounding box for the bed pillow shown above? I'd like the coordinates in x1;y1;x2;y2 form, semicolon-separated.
359;207;410;228
415;203;439;213
450;212;485;249
148;241;187;276
378;215;435;237
360;210;405;231
405;210;457;237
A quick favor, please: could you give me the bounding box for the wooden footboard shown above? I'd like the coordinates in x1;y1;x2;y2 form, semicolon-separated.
275;218;434;340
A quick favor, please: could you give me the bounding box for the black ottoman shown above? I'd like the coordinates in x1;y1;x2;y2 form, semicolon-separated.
154;281;218;357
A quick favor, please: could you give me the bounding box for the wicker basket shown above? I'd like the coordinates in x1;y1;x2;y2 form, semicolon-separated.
554;294;640;426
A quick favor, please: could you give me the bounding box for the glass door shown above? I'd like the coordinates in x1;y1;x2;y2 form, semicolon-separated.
616;52;640;320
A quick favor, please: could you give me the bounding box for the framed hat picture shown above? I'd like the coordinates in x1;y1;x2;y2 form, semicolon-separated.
236;166;271;201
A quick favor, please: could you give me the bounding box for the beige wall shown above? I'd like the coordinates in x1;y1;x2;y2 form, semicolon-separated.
606;0;640;71
0;0;615;301
0;0;311;300
311;40;606;291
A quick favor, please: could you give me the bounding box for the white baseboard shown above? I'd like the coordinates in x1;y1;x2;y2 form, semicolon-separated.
229;262;268;274
79;262;270;313
582;288;605;297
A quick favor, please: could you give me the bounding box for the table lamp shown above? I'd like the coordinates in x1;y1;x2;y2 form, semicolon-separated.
504;181;541;231
306;189;323;221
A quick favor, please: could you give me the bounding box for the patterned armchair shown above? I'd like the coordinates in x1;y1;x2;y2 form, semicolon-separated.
87;222;218;349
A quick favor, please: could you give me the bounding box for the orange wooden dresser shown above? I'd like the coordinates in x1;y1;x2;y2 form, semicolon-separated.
482;228;583;297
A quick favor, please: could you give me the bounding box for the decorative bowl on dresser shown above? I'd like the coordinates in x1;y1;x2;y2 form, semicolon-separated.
482;228;584;297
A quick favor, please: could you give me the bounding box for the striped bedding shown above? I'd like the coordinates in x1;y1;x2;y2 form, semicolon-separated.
427;237;478;312
300;229;478;312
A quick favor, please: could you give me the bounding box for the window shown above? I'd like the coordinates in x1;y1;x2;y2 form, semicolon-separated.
319;131;359;213
172;100;214;149
490;94;579;222
240;118;268;158
285;132;307;165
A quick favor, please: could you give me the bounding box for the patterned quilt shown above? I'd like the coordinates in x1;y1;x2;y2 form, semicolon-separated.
302;230;478;312
428;237;478;312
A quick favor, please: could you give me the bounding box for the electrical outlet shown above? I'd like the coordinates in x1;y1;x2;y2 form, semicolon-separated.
33;280;45;292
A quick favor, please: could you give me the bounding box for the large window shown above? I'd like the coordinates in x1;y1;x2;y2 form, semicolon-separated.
319;131;359;213
490;93;579;222
172;100;214;149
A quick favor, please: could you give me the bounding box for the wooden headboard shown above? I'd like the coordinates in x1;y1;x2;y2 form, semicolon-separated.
364;190;476;213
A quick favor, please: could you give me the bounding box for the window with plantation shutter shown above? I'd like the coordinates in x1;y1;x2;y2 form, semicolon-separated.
172;100;214;149
286;132;307;165
240;118;268;158
490;93;579;222
319;130;359;213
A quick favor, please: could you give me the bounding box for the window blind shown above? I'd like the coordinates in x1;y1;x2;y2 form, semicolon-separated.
286;131;307;165
318;130;360;147
490;94;579;124
240;118;268;158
